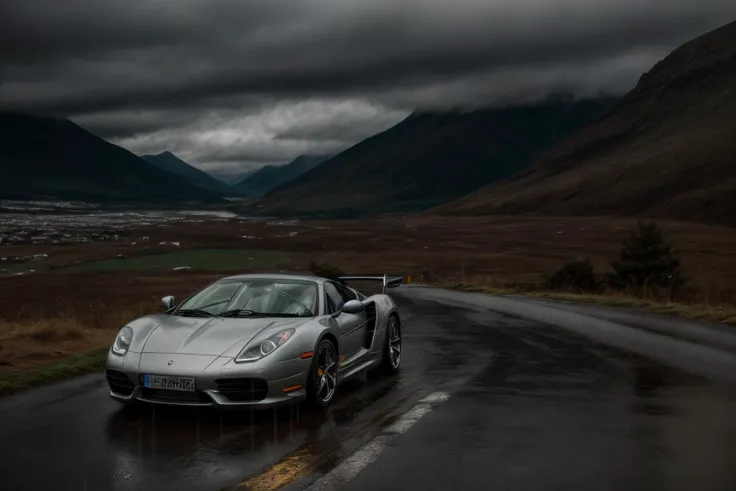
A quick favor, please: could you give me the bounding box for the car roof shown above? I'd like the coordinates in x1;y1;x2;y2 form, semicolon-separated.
219;272;327;283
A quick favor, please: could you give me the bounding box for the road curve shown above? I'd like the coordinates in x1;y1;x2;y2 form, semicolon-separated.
0;286;735;491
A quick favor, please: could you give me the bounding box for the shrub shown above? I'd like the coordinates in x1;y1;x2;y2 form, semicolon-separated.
309;261;344;280
608;221;688;292
546;257;599;292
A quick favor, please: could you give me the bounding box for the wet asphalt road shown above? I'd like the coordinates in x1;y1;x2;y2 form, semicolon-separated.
1;286;736;491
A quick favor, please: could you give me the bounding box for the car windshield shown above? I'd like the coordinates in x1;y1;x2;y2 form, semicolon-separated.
174;279;318;317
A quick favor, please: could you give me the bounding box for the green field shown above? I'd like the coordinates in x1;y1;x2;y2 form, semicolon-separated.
54;249;291;274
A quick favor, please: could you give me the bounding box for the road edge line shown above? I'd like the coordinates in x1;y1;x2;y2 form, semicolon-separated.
303;391;450;491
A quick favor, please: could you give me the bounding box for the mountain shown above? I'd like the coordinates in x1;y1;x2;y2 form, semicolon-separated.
234;154;332;196
0;112;223;203
141;151;237;196
434;20;736;227
249;98;612;218
213;168;259;185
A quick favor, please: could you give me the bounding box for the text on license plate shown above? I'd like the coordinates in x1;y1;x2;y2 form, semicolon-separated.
144;375;195;391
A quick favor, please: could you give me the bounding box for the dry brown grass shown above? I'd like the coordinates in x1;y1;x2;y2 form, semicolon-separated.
0;272;225;372
0;301;158;371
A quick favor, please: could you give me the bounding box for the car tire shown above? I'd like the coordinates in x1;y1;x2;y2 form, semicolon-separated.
381;314;401;374
306;338;339;409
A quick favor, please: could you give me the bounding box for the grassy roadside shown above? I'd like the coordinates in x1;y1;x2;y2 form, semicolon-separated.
0;300;151;398
439;282;736;325
0;346;109;396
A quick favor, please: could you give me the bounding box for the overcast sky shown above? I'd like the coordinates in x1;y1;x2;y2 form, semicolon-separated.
2;1;735;177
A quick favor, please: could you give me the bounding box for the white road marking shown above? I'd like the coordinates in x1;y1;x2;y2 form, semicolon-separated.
419;391;451;404
382;405;432;434
304;391;450;491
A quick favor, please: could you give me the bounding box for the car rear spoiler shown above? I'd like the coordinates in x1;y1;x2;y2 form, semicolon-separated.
338;274;404;294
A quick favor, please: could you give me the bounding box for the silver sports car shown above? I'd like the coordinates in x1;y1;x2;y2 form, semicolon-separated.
105;273;403;409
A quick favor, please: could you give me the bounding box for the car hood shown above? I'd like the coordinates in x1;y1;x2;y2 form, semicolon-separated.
138;315;310;357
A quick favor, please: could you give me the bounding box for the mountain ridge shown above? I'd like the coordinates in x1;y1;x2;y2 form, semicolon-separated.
0;111;223;203
250;98;614;218
235;154;333;196
141;151;237;196
433;19;736;226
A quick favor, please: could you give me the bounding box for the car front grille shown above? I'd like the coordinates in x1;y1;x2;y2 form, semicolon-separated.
139;387;213;404
215;378;269;402
106;369;135;396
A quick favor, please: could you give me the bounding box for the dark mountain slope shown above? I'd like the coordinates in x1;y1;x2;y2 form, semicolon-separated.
0;112;223;203
234;155;332;197
141;151;236;196
215;168;258;185
250;98;612;218
435;20;736;227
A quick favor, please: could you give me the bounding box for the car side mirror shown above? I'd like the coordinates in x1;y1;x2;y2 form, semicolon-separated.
342;299;366;314
161;295;175;310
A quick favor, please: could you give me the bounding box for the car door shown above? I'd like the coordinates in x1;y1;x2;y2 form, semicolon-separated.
324;281;367;365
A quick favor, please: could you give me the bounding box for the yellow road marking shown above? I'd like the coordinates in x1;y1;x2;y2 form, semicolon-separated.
237;448;312;491
233;398;406;490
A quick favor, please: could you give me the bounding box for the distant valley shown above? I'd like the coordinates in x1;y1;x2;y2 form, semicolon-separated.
233;155;333;197
141;151;238;196
1;20;734;226
0;113;327;206
213;169;259;186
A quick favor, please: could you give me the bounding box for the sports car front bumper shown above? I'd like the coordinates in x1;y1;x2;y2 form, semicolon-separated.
105;350;312;409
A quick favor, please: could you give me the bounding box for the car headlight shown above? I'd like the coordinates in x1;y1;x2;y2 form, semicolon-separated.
235;328;295;363
112;326;133;356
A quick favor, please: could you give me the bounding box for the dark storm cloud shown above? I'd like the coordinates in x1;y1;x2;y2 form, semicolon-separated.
73;110;190;140
5;0;733;115
3;0;736;171
0;0;297;64
106;99;387;169
71;95;276;139
273;102;409;143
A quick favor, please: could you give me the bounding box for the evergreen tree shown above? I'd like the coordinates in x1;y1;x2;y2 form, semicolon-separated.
609;222;687;291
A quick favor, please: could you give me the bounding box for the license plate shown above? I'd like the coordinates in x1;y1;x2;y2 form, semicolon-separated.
144;375;195;391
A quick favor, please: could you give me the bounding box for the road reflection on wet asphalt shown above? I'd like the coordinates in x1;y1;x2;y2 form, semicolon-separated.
1;288;735;491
